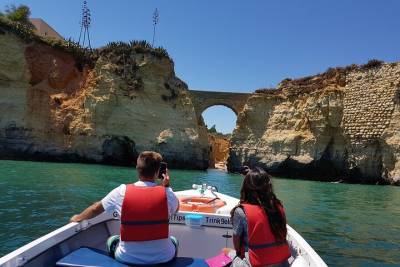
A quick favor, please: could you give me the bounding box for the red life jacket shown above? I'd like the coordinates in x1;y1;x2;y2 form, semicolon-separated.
120;184;169;241
241;203;291;267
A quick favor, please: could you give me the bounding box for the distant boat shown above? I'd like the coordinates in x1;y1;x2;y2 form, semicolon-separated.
0;184;327;267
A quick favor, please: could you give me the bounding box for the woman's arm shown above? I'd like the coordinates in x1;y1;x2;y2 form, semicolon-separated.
232;234;242;252
223;206;245;256
70;201;104;222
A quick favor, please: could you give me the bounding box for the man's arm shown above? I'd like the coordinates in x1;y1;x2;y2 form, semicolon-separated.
174;195;180;213
70;201;104;222
162;171;180;213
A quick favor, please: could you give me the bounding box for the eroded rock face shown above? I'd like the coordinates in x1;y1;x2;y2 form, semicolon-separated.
0;33;36;159
229;64;400;184
208;134;230;167
0;31;209;168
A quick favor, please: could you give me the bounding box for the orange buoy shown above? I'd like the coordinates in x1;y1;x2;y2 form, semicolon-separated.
178;196;226;213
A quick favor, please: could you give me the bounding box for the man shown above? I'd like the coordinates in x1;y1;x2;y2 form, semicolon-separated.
70;151;180;265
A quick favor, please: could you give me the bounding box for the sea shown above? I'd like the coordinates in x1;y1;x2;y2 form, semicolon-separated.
0;160;399;266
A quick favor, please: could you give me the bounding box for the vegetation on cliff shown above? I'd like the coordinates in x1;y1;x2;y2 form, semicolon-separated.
97;41;174;92
0;4;34;29
100;41;172;62
0;15;93;70
255;59;385;96
0;4;173;72
207;125;231;139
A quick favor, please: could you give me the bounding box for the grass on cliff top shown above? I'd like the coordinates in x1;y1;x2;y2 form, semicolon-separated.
254;88;282;95
100;41;173;63
0;17;173;68
256;59;386;95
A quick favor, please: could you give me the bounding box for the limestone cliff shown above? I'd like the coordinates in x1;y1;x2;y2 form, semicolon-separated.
208;133;230;167
229;62;400;185
0;22;210;168
3;19;400;183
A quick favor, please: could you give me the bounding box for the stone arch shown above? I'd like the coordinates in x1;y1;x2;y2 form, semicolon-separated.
201;104;239;132
188;90;250;169
189;90;250;120
200;102;238;116
201;105;237;169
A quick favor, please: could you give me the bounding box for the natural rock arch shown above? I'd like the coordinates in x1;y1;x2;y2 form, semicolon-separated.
201;102;238;116
200;105;237;168
188;90;250;121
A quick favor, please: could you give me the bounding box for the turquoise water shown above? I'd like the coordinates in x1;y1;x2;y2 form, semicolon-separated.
0;160;399;266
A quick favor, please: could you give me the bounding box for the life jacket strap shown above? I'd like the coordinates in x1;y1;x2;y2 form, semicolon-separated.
249;241;288;250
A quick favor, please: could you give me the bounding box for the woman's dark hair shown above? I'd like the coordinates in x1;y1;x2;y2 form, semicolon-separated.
232;167;287;241
239;165;250;175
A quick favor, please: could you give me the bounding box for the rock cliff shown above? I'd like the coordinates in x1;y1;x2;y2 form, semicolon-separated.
0;20;210;168
229;62;400;184
208;133;230;168
3;19;400;184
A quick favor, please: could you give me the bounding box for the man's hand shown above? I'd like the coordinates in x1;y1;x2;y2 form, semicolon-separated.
69;201;104;223
162;169;170;187
70;214;81;223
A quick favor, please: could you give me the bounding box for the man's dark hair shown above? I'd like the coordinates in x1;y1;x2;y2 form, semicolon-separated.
136;151;163;178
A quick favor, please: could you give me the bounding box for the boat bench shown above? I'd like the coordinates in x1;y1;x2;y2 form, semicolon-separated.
56;247;208;267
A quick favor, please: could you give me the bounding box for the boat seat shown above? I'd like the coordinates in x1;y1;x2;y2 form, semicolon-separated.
56;247;208;267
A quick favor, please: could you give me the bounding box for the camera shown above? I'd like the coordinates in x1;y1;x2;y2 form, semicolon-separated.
158;162;167;179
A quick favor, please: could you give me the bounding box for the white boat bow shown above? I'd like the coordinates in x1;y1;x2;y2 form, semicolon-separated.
0;185;328;267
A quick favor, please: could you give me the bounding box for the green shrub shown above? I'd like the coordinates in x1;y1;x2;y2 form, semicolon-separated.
254;88;281;94
360;59;384;70
152;47;170;59
99;40;172;62
1;4;34;29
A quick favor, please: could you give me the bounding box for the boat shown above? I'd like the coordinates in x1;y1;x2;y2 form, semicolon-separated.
0;184;328;267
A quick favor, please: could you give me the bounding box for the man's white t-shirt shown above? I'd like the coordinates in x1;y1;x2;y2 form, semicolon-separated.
101;181;179;265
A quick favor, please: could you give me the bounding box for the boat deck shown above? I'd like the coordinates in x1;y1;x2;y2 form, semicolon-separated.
56;247;208;267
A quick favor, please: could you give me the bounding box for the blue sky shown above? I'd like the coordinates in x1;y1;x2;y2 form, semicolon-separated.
4;0;400;133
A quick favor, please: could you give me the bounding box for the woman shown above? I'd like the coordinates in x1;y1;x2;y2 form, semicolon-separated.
224;167;291;267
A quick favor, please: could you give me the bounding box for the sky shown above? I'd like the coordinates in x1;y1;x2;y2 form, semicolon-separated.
4;0;400;133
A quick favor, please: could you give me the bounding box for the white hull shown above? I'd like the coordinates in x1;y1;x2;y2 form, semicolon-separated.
0;189;327;267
